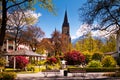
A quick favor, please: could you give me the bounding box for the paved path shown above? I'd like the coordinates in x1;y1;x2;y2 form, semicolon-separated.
16;72;111;80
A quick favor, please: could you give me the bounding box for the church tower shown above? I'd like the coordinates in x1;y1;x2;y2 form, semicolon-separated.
62;10;71;43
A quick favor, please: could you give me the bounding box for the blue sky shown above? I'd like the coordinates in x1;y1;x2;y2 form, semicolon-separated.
34;0;86;39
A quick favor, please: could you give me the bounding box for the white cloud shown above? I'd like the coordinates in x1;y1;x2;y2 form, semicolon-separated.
91;30;108;37
71;23;117;40
71;24;91;39
25;10;42;19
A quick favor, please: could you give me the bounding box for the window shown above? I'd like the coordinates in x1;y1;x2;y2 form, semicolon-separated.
4;49;6;51
4;41;6;44
8;46;13;50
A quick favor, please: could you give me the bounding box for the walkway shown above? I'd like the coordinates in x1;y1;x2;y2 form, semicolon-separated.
16;72;112;80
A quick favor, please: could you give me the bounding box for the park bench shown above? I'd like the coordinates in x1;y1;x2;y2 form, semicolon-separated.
68;68;86;77
42;70;60;77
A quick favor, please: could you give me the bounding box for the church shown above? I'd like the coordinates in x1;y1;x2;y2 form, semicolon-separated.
41;10;71;54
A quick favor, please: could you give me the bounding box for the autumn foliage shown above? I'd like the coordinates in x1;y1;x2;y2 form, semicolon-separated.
64;50;85;65
9;56;29;69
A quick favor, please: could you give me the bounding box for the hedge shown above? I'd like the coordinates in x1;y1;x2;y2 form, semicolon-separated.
103;72;120;77
68;67;120;72
0;72;17;80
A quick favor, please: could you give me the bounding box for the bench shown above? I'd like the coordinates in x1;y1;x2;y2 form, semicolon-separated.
42;70;60;77
68;68;86;77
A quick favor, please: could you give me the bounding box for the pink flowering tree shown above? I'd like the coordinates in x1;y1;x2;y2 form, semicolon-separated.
64;50;85;65
9;56;29;69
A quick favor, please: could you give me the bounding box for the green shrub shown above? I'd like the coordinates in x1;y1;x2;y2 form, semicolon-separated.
0;57;6;67
83;52;92;64
87;60;102;68
45;63;60;70
68;67;120;72
26;64;35;71
38;60;46;66
92;53;103;61
0;73;3;79
0;72;16;80
102;55;117;67
53;63;61;70
46;65;53;70
85;67;120;72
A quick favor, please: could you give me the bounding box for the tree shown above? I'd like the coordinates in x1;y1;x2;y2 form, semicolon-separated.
79;0;120;30
75;34;116;54
6;10;40;51
92;53;103;61
51;29;62;56
51;29;71;56
100;35;116;53
75;32;102;53
37;29;71;56
93;38;103;52
22;25;45;51
106;35;116;52
102;55;117;67
0;0;55;52
83;51;92;64
79;0;120;54
37;38;54;54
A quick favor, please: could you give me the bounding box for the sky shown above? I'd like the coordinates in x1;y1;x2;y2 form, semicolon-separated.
34;0;86;39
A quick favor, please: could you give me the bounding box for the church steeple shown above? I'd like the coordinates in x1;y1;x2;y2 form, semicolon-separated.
62;10;69;27
62;10;71;43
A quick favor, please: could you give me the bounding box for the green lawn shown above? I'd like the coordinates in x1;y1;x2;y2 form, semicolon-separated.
4;66;46;74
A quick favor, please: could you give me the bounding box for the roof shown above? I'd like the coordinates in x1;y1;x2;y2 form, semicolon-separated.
62;10;69;27
3;49;41;57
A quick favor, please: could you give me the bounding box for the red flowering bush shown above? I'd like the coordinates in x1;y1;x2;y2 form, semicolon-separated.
46;57;57;64
9;56;29;69
64;50;85;65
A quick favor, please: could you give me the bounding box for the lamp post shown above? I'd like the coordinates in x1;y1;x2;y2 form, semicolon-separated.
61;60;66;69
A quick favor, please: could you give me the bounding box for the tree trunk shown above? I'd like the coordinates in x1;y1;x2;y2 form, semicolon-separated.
0;0;7;52
116;30;120;57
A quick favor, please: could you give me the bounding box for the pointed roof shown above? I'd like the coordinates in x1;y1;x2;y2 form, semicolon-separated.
64;10;68;24
54;28;57;32
62;10;69;27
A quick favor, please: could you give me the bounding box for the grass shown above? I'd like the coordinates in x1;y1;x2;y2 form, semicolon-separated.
4;66;46;74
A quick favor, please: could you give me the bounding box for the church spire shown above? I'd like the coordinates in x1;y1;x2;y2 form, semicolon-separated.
62;10;69;27
62;10;71;44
